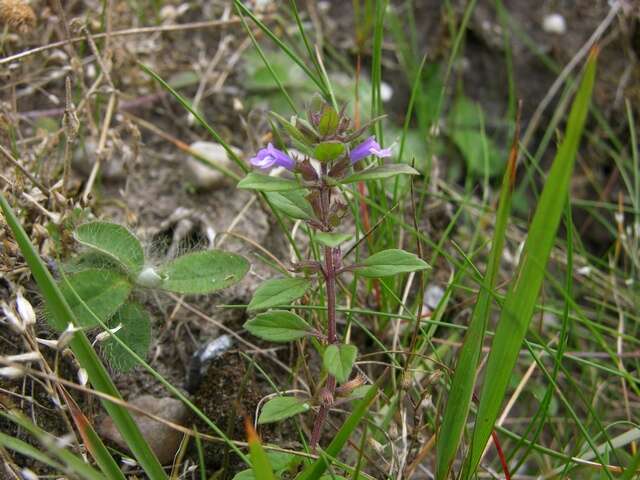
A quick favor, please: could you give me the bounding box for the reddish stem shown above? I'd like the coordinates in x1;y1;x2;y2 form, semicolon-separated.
491;430;511;480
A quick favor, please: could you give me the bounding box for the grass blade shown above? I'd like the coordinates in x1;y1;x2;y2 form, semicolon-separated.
463;46;599;476
0;193;167;480
60;388;127;480
245;419;276;480
232;0;330;99
435;104;521;480
1;410;107;480
0;432;66;473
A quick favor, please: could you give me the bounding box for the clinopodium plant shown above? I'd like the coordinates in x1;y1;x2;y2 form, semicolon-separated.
239;99;429;450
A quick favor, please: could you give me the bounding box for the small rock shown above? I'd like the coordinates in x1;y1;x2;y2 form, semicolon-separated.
542;13;566;35
424;284;445;312
186;141;240;190
98;395;190;465
186;335;233;393
73;138;133;181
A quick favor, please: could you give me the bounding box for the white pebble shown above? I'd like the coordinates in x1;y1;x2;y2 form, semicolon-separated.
543;13;567;34
186;141;239;190
380;81;393;102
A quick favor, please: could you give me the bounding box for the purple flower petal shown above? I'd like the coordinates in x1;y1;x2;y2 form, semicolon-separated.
249;143;295;171
349;136;392;164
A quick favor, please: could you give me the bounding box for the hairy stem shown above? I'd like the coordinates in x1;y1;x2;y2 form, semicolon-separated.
310;239;339;450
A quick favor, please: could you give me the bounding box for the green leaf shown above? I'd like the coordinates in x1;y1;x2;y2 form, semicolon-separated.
318;105;339;136
357;249;429;278
258;396;310;424
323;344;358;383
238;172;301;192
59;269;132;328
315;232;352;248
248;277;311;311
314;141;345;162
158;250;249;294
233;452;301;480
449;96;504;178
464;48;598;476
244;310;314;342
74;222;145;275
340;164;419;184
232;470;255;480
265;190;314;220
102;303;151;373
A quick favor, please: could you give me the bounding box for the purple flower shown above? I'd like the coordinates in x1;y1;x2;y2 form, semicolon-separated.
349;136;393;164
249;143;295;171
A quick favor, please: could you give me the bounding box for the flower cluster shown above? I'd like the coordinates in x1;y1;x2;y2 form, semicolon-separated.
249;127;392;173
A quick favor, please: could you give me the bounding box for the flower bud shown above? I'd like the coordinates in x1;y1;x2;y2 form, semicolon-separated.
2;302;24;333
16;291;36;326
296;158;318;182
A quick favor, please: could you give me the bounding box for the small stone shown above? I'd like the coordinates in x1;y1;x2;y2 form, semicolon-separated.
186;141;240;190
542;13;566;34
98;395;190;465
424;284;445;312
73;138;132;181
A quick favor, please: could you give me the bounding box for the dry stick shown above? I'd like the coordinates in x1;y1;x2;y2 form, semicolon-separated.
62;76;79;193
0;17;271;65
0;144;50;196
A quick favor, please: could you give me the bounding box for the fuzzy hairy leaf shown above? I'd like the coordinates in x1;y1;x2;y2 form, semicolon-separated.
158;250;249;294
102;303;151;373
248;277;310;311
357;249;429;278
59;269;132;328
74;222;145;275
244;310;313;342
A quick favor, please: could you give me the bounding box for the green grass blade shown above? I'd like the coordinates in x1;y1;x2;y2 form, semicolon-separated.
464;47;599;476
0;432;66;473
1;411;107;480
245;419;276;480
0;193;167;480
435;106;520;480
296;372;385;480
139;63;248;174
60;388;127;480
232;0;330;99
234;2;297;114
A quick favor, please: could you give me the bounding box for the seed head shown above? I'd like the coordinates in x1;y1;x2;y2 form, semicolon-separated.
0;0;36;33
